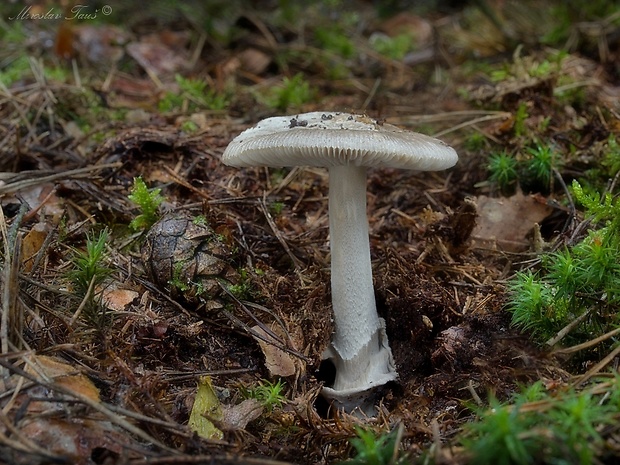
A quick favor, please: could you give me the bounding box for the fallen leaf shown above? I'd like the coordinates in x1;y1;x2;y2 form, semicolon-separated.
220;398;263;431
107;75;160;109
19;418;132;465
127;38;188;76
100;285;139;311
188;376;224;440
252;325;296;378
24;355;101;405
0;355;139;464
471;190;552;252
21;222;48;272
17;184;64;223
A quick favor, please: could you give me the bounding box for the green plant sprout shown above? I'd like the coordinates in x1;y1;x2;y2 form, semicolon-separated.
244;379;286;413
487;151;518;194
66;229;114;328
192;215;209;227
128;177;165;231
224;267;253;301
486;143;561;194
464;131;488;152
67;229;113;296
269;201;285;216
180;119;199;133
524;144;559;190
263;73;315;112
513;101;529;138
508;180;620;346
490;50;566;83
0;56;31;87
312;25;357;79
463;381;616;465
340;426;407;465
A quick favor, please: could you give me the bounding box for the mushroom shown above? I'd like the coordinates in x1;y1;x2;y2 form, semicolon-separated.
222;112;458;414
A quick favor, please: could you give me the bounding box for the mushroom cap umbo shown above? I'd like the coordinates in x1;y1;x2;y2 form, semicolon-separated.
222;112;458;171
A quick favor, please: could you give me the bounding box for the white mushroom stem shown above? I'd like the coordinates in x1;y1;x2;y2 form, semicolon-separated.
326;165;396;393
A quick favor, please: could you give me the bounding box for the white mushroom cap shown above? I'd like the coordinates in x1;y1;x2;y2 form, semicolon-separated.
222;112;458;171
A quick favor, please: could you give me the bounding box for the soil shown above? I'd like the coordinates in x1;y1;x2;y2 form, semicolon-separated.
0;1;619;464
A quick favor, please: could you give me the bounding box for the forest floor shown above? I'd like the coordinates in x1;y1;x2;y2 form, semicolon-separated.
1;1;620;464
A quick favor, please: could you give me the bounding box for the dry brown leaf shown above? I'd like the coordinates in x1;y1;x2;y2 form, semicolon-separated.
21;222;48;272
252;325;296;378
127;40;188;76
19;418;132;465
8;356;139;464
17;184;64;223
100;284;140;311
471;190;552;252
220;398;263;431
24;355;101;404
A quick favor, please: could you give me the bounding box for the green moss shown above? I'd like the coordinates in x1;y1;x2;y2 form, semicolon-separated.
128;177;165;231
262;73;315;112
242;379;286;413
463;381;616;465
464;132;488;152
0;55;31;87
159;74;229;113
369;33;415;60
169;260;190;292
508;180;620;346
67;229;112;296
487;151;518;194
341;425;408;465
314;26;356;59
